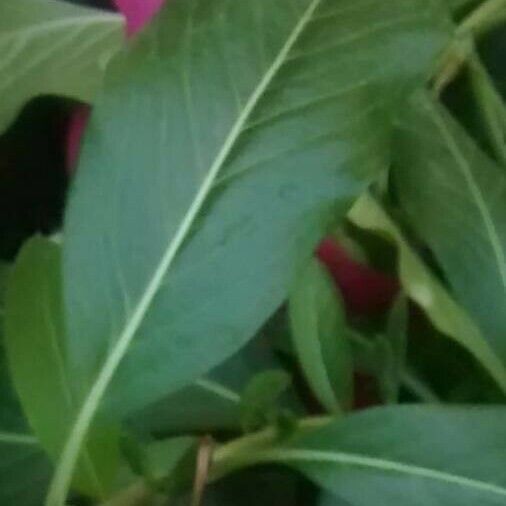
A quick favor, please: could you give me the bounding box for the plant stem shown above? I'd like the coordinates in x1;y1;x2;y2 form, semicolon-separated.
209;415;333;481
433;0;506;93
459;0;506;36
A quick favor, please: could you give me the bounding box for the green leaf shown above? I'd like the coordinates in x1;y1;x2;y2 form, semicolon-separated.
240;370;291;433
0;325;52;506
141;437;195;485
0;261;9;304
0;435;52;506
0;0;123;133
131;378;241;437
120;435;195;497
392;93;506;392
4;237;119;498
348;193;506;393
377;295;408;404
55;0;450;502
131;336;291;435
445;0;480;13
468;52;506;166
264;406;506;505
289;258;352;413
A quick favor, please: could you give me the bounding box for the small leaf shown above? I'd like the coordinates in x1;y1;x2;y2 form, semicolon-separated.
392;92;506;392
143;437;196;489
289;258;352;413
349;193;506;393
122;435;195;492
4;237;119;498
240;370;291;433
377;295;408;404
263;406;506;506
0;0;123;133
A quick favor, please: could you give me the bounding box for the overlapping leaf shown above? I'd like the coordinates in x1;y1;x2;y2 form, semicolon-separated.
264;406;506;505
1;295;51;506
289;258;352;412
349;193;506;392
392;93;506;390
0;0;123;133
54;0;451;501
4;237;119;498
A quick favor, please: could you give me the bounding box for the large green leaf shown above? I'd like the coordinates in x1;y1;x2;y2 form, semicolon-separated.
348;193;506;392
392;93;506;390
0;0;123;133
289;258;352;413
55;0;450;502
264;406;506;505
4;237;119;499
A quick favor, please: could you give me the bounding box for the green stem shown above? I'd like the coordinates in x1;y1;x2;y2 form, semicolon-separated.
210;415;333;481
458;0;506;36
434;0;506;93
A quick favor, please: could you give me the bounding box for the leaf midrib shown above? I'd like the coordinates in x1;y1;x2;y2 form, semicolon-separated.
195;378;241;403
0;12;121;40
0;432;37;446
261;448;506;497
425;100;506;308
47;1;325;503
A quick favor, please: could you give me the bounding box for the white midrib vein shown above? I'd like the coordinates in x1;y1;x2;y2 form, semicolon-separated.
0;432;37;445
195;378;241;403
261;448;506;497
0;13;121;41
45;1;323;504
428;101;506;299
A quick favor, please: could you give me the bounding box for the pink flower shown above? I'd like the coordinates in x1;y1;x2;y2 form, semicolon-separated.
65;0;166;173
113;0;165;37
317;238;398;316
65;106;90;173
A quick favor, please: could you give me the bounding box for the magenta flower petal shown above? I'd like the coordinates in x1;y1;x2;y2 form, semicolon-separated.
113;0;165;36
317;238;399;316
65;106;91;174
65;0;166;174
